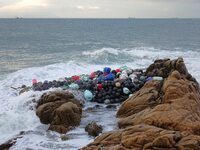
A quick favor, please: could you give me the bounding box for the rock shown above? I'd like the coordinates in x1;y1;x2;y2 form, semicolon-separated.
145;57;198;84
48;102;81;133
81;58;200;150
0;140;16;150
19;86;31;94
84;105;102;112
84;107;95;112
0;131;25;150
36;91;82;134
117;80;162;119
60;135;69;141
85;121;103;137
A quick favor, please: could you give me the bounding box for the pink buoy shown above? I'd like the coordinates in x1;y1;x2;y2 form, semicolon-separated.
32;79;37;84
116;68;121;73
71;75;80;81
90;72;96;79
97;84;103;91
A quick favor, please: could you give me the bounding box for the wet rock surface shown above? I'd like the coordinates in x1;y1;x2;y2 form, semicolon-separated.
0;140;16;150
85;121;103;137
0;131;25;150
145;57;198;83
81;58;200;150
36;91;82;134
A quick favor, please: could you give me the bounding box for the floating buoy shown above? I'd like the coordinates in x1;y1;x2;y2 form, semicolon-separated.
90;72;96;79
71;75;80;81
69;83;79;90
104;67;111;74
81;74;90;81
129;94;133;97
115;82;121;88
115;68;121;73
62;85;68;90
84;90;93;101
146;77;153;81
120;65;129;71
32;79;37;85
139;76;146;81
97;84;103;91
123;87;130;95
129;74;137;81
153;76;163;81
104;73;115;81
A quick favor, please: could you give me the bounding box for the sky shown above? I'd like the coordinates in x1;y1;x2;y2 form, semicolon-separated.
0;0;200;18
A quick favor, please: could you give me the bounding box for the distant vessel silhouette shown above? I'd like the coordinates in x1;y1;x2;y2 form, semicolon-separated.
16;17;23;19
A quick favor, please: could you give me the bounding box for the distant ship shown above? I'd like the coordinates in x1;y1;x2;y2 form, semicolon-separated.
128;17;135;19
16;17;23;19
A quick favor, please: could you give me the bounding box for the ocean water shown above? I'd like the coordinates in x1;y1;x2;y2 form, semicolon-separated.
0;19;200;149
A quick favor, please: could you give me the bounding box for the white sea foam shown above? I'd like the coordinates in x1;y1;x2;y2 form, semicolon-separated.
0;61;120;149
82;47;120;56
82;47;200;80
0;47;200;149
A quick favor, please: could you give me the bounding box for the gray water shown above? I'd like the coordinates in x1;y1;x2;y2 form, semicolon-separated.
0;19;200;77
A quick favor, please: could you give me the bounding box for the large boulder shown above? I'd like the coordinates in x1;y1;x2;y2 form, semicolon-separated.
81;58;200;150
36;91;82;133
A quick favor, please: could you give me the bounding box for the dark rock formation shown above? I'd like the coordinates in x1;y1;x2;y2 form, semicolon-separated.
84;105;102;113
19;86;31;94
0;131;25;150
36;91;82;134
81;58;200;150
105;104;117;109
85;121;103;137
145;57;198;84
0;140;16;150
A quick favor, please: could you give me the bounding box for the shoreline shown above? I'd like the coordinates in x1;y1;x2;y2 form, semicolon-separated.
1;57;200;149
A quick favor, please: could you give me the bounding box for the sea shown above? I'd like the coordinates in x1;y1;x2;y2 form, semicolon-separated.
0;19;200;149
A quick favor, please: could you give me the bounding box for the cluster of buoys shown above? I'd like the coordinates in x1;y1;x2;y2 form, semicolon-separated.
32;79;66;91
31;66;163;104
92;75;146;103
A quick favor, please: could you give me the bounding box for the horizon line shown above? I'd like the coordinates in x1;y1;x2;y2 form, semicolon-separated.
0;17;200;19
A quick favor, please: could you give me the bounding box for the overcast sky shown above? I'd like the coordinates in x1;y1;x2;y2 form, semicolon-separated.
0;0;200;18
